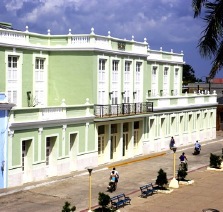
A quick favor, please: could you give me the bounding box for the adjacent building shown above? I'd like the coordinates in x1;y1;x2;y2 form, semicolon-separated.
0;22;217;188
0;93;14;188
188;78;223;131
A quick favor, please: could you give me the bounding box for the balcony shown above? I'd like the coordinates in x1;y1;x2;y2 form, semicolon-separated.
94;102;153;118
9;100;95;130
147;91;218;111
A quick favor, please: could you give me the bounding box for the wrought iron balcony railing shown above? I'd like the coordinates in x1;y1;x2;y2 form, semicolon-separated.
94;102;153;118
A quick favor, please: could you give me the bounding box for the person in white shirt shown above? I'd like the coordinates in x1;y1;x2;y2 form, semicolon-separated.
193;140;201;155
110;167;119;188
195;140;201;151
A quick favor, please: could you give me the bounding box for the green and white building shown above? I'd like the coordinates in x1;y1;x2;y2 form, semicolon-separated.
0;22;217;188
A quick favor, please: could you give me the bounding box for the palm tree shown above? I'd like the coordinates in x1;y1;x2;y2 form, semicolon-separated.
192;0;223;78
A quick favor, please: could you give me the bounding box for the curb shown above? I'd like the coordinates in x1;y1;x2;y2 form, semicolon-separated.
107;152;166;169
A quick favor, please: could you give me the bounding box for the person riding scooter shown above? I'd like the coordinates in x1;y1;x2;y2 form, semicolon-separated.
107;170;117;192
193;140;201;155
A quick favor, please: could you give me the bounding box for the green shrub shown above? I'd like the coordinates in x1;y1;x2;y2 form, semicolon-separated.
155;168;168;188
62;201;76;212
210;153;222;168
177;163;188;181
98;192;110;209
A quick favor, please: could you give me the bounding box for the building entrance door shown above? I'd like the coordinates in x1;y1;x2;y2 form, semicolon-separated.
22;139;32;183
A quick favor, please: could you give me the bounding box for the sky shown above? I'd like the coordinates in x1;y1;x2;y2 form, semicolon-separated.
0;0;221;79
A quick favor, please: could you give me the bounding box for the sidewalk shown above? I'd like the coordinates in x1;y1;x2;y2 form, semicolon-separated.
118;167;223;212
0;134;222;212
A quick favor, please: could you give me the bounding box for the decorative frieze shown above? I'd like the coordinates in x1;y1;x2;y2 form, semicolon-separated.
118;42;126;50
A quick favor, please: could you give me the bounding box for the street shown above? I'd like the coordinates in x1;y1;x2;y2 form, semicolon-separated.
0;136;223;212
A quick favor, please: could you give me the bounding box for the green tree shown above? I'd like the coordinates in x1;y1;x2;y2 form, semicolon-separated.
98;192;110;210
183;64;197;85
210;153;222;168
192;0;223;78
177;163;188;181
155;168;168;189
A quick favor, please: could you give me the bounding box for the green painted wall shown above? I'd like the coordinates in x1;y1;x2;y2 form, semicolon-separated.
48;51;97;106
11;129;38;167
42;127;61;159
29;35;48;45
12;108;39;122
21;49;34;107
88;123;95;150
66;124;86;154
169;66;174;92
159;65;163;90
0;47;7;91
162;53;172;60
49;37;68;46
144;62;151;99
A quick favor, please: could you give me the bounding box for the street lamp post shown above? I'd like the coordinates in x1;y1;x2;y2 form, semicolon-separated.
169;147;179;188
87;167;93;212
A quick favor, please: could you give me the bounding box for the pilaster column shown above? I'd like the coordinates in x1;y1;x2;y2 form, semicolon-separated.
38;128;43;161
62;125;67;156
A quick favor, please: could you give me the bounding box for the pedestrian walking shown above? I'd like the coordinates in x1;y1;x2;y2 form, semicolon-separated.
169;136;175;150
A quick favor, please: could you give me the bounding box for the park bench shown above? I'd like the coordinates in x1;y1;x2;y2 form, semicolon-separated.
110;193;131;209
140;183;155;198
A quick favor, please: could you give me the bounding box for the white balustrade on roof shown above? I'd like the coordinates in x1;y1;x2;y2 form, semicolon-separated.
0;28;26;44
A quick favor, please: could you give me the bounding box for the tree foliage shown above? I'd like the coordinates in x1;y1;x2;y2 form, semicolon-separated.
192;0;223;78
62;201;76;212
98;192;110;210
210;153;222;168
183;64;197;85
155;168;168;188
177;163;188;181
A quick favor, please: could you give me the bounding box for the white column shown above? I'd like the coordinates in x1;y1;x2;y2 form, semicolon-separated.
85;123;89;151
38;128;43;162
107;124;111;161
7;130;14;169
62;125;67;156
119;123;123;159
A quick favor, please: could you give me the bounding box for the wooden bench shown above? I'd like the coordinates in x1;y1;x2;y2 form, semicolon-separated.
110;193;131;209
140;183;155;198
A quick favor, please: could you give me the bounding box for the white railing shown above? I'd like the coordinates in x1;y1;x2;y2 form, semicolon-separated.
148;92;217;109
71;36;90;45
41;107;64;120
0;27;180;58
148;50;184;63
0;29;26;44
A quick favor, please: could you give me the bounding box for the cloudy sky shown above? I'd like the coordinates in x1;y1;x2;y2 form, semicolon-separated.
0;0;219;79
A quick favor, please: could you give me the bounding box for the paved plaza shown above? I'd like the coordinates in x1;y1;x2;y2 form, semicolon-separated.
112;167;223;212
0;133;223;212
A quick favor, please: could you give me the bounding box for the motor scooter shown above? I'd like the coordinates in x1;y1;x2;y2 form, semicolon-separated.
192;147;201;155
107;180;116;192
